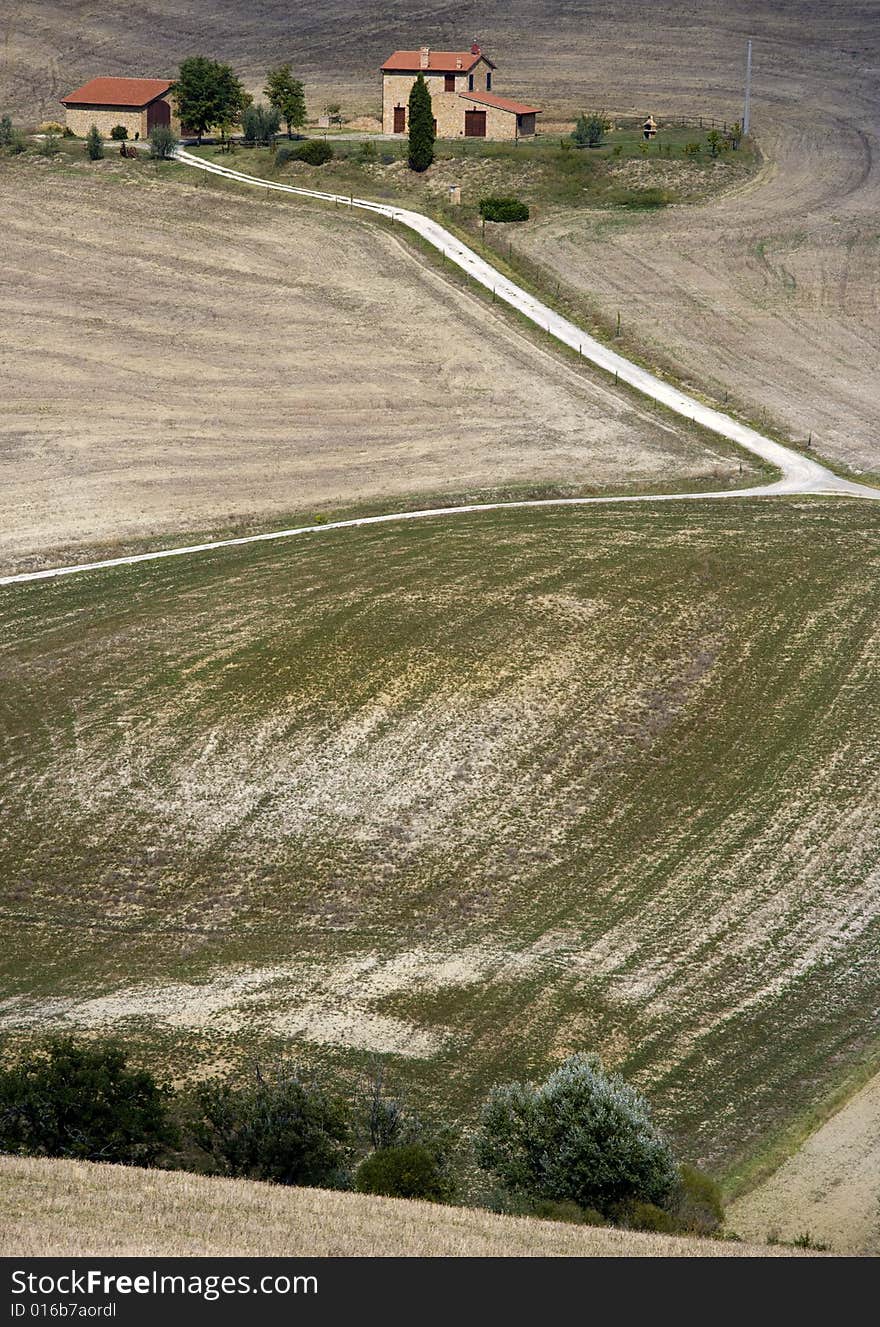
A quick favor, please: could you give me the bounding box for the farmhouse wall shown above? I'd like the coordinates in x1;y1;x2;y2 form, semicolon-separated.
64;96;179;139
382;57;493;137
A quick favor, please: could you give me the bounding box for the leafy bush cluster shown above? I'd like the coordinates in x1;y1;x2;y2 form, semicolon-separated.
241;102;281;147
571;112;610;148
479;196;530;222
110;124;129;141
150;125;178;160
276;139;334;167
0;1038;176;1165
0;1040;723;1239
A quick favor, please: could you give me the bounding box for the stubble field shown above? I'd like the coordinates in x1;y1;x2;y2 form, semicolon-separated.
0;1156;813;1257
0;156;750;577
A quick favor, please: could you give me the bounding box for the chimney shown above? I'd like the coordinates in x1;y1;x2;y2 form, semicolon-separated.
471;38;481;55
455;56;462;69
420;45;430;69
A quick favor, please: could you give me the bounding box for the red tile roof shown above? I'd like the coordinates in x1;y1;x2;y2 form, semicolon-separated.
61;77;173;108
460;91;542;115
382;49;495;73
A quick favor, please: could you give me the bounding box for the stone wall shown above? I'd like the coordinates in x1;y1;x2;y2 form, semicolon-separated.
63;97;180;139
382;56;493;137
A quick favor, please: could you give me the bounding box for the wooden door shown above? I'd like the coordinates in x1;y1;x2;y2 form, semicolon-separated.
393;106;405;133
147;98;171;132
464;109;486;137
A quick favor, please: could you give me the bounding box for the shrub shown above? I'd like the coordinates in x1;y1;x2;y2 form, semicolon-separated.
683;141;701;157
479;196;530;222
193;1064;352;1187
669;1165;724;1235
572;112;609;148
36;133;60;157
39;120;65;135
0;114;13;146
355;1143;453;1201
86;125;103;160
358;139;377;163
110;124;129;140
528;1199;605;1226
241;102;281;146
0;1037;176;1166
150;125;178;159
277;138;333;166
614;1199;678;1233
475;1053;678;1217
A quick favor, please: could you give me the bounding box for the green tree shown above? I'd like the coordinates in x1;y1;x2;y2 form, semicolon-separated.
109;124;128;140
475;1053;678;1217
150;124;178;159
193;1064;352;1187
85;125;103;160
572;112;608;148
241;102;281;146
706;129;722;158
264;64;306;139
407;72;434;172
0;1037;177;1165
0;114;13;146
173;56;248;145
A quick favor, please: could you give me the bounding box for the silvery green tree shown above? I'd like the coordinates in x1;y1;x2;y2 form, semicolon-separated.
475;1053;678;1215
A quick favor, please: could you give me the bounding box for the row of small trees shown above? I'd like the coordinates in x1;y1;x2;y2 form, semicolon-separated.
0;1038;722;1234
172;57;305;146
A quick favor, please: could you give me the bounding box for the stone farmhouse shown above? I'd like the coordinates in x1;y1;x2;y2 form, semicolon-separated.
60;77;180;139
381;42;541;140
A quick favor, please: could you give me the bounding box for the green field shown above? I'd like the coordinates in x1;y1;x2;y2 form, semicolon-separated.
2;498;879;1178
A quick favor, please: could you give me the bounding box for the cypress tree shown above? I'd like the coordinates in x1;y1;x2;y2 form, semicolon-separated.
407;72;435;172
86;124;104;160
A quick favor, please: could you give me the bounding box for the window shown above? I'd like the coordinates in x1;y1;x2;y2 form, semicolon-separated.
468;73;474;91
445;74;455;92
486;72;492;90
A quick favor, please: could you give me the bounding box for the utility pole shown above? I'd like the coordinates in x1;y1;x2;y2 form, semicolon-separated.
743;39;753;137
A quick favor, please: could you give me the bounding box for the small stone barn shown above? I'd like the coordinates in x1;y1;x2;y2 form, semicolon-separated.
381;42;541;140
60;77;179;139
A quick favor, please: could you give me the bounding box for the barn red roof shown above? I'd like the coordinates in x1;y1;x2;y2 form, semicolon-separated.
381;49;495;73
61;77;173;107
460;91;542;115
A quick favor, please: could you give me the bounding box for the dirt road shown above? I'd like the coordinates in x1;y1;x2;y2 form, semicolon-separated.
3;161;743;576
2;148;875;590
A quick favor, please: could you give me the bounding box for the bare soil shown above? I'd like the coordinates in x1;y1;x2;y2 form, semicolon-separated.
0;158;741;575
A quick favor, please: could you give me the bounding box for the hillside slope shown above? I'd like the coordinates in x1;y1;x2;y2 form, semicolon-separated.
2;499;879;1183
0;1156;813;1257
8;3;879;475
